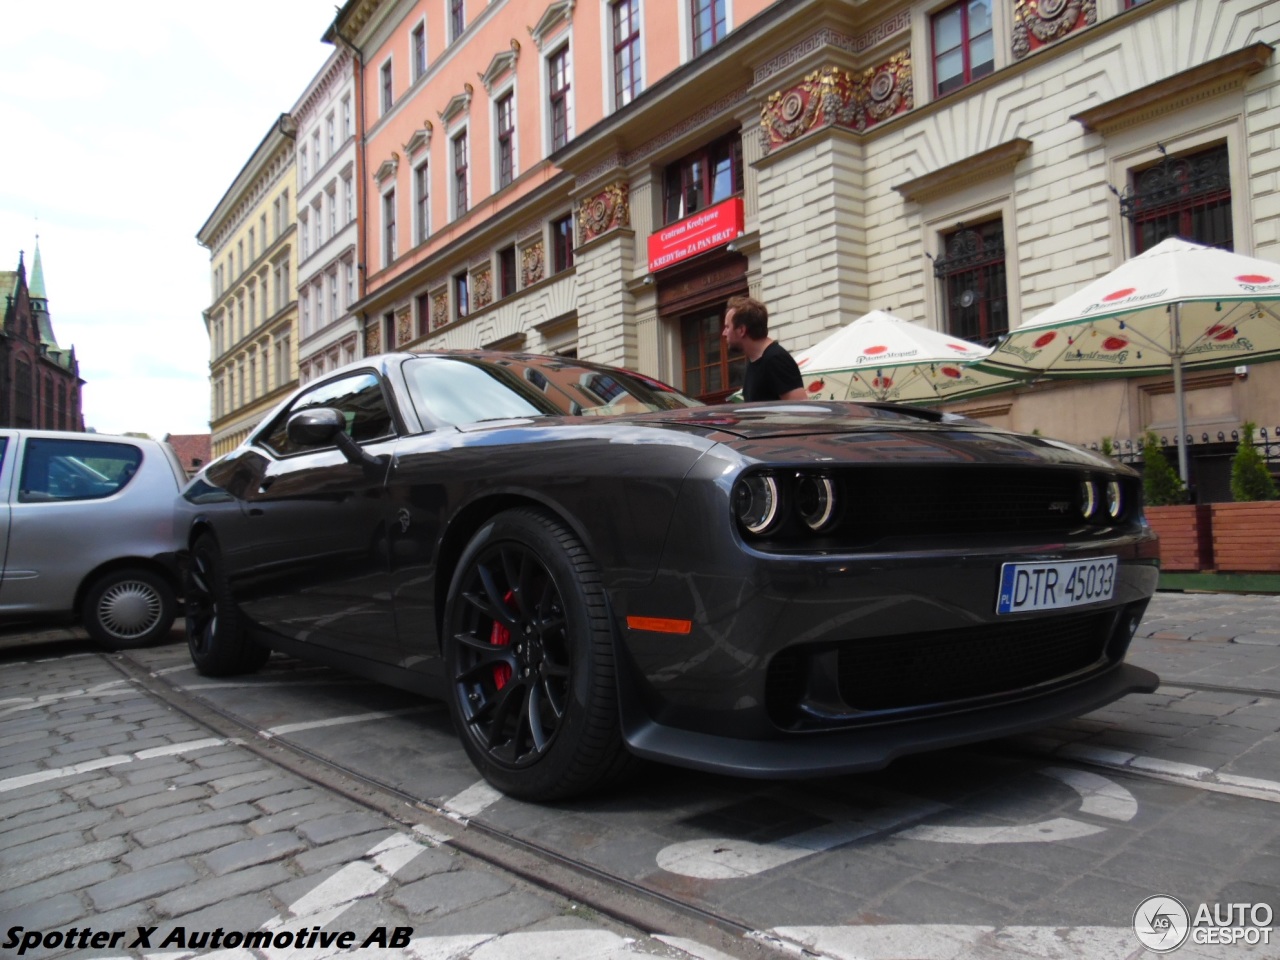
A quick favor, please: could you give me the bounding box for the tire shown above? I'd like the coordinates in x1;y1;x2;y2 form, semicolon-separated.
443;508;630;801
185;535;269;676
83;568;177;649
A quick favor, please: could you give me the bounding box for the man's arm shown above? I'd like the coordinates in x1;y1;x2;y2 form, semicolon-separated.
778;385;808;401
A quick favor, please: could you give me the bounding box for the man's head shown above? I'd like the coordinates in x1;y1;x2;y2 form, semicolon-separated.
722;295;769;348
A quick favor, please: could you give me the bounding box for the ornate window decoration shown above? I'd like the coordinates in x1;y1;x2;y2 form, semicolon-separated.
578;182;630;244
373;153;400;186
404;122;433;159
1118;143;1233;254
529;0;574;51
438;83;474;133
1012;0;1095;61
480;40;521;92
933;221;1008;347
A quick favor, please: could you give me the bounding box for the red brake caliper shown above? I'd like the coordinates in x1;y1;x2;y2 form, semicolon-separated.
488;590;515;688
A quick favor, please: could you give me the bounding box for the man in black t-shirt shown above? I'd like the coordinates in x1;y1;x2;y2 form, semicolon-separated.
722;295;807;402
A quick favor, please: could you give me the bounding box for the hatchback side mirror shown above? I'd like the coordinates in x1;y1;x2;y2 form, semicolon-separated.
287;407;384;471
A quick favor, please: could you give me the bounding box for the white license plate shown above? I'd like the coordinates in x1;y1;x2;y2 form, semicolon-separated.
996;557;1117;614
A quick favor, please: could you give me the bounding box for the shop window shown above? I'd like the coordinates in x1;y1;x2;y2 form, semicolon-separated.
934;220;1008;346
1121;143;1233;254
680;307;744;403
932;0;994;97
663;133;742;224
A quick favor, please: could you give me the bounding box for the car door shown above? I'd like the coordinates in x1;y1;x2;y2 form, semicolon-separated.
0;434;12;589
222;371;402;664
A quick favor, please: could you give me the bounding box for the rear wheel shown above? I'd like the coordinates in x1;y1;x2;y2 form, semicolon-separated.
83;568;176;649
443;508;630;801
185;535;269;676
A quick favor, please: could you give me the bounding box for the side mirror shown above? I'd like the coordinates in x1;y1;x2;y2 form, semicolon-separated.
287;407;385;471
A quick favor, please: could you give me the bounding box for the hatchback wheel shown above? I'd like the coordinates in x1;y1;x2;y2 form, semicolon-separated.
443;508;630;801
83;568;176;649
186;535;269;676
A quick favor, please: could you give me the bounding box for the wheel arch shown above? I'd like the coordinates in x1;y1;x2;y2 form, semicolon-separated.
74;556;181;622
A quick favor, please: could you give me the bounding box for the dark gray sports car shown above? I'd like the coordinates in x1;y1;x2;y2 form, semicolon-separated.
181;350;1159;800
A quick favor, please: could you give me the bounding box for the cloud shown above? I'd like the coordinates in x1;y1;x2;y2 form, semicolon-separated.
0;0;334;438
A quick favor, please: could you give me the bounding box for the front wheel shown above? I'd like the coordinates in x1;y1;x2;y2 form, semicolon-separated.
185;535;269;676
83;568;176;649
443;508;630;801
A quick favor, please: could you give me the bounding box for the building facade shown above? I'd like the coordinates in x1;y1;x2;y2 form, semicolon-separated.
293;50;364;383
214;0;1276;501
198;115;300;457
0;244;85;431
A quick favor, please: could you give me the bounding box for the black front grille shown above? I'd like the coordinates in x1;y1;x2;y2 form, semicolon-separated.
848;467;1086;538
837;612;1111;711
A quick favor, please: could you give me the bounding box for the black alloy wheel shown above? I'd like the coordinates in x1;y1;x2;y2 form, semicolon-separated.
185;534;269;677
444;508;629;801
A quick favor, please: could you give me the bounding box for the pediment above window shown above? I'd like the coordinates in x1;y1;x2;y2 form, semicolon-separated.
1070;43;1272;136
373;153;400;185
529;0;573;51
481;41;521;92
894;138;1032;204
438;84;474;131
405;123;433;159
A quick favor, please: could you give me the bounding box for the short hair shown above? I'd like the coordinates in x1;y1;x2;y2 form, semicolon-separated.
726;295;769;340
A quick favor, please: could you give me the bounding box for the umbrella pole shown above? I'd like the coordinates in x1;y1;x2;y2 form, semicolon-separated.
1172;302;1191;487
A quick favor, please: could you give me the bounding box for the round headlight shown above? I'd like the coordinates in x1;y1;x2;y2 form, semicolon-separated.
1106;480;1123;519
1080;479;1099;519
796;474;837;531
734;474;781;535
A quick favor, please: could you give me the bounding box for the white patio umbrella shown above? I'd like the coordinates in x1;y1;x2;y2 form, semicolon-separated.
976;237;1280;481
794;310;1013;404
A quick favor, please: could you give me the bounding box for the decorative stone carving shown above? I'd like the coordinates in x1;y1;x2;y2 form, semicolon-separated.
1012;0;1095;60
431;289;449;330
364;323;381;355
396;307;413;346
578;183;630;244
521;241;545;288
760;52;913;152
473;267;493;309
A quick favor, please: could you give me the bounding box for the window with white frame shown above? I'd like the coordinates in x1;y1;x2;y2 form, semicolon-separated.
312;130;322;169
313;279;325;328
380;59;394;115
300;145;309;182
452;131;469;218
548;45;571;150
449;0;465;42
382;187;398;265
327;186;337;236
612;0;641;109
690;0;726;57
248;227;256;261
495;91;515;188
326;114;335;155
261;343;270;394
328;269;338;322
414;161;430;243
342;96;352;140
343;259;355;307
343;174;354;223
411;21;427;80
301;288;312;337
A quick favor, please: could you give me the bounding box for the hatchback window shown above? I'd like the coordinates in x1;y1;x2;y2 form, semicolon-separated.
18;438;143;503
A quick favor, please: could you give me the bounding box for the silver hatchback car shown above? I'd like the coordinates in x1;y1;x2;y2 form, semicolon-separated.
0;429;187;647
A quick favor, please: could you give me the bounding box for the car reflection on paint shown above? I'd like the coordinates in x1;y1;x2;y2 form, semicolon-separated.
178;350;1160;801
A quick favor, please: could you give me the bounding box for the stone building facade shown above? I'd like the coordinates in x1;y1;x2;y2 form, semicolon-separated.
198;116;300;457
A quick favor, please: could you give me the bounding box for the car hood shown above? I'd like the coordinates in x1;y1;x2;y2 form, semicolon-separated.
610;401;1126;472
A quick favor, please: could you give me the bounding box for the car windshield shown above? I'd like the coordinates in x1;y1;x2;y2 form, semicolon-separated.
403;355;702;427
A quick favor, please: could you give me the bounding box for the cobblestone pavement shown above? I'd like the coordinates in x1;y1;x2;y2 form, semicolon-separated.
0;646;750;960
1;589;1277;960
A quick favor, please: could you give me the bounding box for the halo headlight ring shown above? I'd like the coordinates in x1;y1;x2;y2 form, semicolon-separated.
796;473;837;532
734;474;782;535
1106;479;1124;520
1080;479;1099;520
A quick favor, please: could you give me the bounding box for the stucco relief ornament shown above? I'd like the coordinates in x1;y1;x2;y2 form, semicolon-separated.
579;183;630;243
431;290;449;330
397;309;413;346
364;324;381;355
761;70;825;150
1012;0;1094;59
473;268;493;309
522;241;545;288
818;67;859;129
861;53;912;125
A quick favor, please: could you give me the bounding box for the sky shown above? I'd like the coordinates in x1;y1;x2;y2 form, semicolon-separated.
0;1;338;438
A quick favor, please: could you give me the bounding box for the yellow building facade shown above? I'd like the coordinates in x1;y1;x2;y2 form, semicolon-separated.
198;115;300;457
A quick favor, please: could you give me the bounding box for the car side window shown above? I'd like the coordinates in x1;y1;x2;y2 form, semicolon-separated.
259;372;395;457
18;438;143;503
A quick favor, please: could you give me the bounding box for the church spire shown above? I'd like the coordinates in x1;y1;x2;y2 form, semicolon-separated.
29;237;47;303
